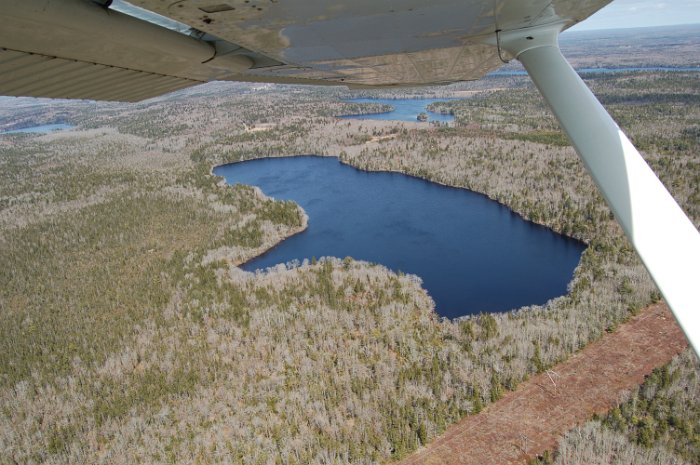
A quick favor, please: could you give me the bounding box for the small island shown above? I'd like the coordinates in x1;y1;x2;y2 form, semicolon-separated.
417;112;428;122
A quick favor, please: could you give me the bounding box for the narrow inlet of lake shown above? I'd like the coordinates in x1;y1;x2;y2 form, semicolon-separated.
214;156;585;318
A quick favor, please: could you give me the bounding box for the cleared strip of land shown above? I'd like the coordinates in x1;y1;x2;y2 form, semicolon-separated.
399;303;687;465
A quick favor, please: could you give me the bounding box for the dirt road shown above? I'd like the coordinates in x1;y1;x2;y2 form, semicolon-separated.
398;303;687;465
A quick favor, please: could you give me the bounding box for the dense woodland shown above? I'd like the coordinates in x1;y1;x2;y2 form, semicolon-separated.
1;28;699;465
532;350;700;465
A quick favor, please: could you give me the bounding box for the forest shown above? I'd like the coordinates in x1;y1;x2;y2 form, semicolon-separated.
0;30;699;465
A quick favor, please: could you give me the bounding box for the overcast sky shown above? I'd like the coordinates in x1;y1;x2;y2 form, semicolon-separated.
570;0;700;31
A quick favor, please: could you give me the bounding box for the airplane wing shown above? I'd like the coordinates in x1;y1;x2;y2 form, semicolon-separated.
2;0;699;354
0;0;609;101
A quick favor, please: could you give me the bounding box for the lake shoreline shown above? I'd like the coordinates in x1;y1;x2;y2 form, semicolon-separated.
336;98;457;123
213;152;588;249
210;154;588;319
335;157;589;246
207;172;311;269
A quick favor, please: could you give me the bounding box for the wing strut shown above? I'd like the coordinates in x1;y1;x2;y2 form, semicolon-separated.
498;24;700;353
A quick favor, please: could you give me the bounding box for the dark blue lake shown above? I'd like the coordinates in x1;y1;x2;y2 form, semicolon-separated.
214;156;585;318
339;98;455;123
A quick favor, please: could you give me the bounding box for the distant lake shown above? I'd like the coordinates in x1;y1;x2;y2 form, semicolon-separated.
214;156;585;318
0;123;74;135
339;98;455;123
489;66;700;77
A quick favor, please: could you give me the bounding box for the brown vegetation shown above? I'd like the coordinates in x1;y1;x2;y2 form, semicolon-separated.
398;303;686;465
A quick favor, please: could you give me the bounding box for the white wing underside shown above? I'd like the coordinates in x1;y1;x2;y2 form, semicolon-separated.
0;0;610;101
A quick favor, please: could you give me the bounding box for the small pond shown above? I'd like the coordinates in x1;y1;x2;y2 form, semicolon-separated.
339;98;455;123
214;156;585;318
0;123;74;135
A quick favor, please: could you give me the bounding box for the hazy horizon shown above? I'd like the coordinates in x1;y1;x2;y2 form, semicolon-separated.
570;0;700;31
